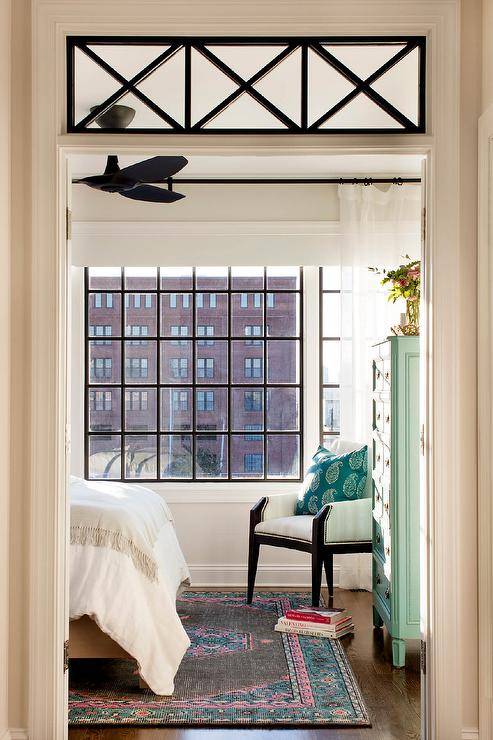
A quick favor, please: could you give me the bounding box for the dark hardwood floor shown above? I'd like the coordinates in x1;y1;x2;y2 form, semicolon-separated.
68;589;420;740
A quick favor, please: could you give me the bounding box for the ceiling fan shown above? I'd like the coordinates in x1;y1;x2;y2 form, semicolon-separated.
73;154;188;203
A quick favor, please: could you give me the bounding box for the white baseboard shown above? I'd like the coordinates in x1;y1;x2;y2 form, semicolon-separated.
3;731;28;740
462;729;479;740
188;563;341;587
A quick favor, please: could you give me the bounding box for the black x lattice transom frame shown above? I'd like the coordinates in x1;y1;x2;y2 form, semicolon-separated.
67;36;426;134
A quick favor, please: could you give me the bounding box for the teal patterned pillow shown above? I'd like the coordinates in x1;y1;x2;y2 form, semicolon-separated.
295;444;368;515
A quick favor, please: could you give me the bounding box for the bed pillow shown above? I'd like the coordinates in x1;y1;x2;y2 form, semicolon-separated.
295;444;368;515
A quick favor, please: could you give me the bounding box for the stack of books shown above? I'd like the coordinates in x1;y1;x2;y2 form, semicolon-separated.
275;605;354;639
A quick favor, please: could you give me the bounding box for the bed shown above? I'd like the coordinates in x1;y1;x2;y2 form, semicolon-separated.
69;476;191;695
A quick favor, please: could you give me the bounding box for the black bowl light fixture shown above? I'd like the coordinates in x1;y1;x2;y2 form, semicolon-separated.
90;103;136;129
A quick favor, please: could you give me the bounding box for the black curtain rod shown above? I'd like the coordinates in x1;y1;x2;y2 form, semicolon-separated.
171;177;421;185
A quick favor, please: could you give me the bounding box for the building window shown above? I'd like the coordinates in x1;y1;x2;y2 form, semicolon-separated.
90;325;113;345
244;423;262;441
244;390;263;412
90;357;112;380
245;357;262;378
244;453;263;473
94;292;113;308
126;390;148;411
267;293;275;308
245;325;262;345
170;358;188;379
197;390;214;411
126;324;149;339
90;390;112;411
126;357;148;379
85;266;302;481
197;325;214;346
171;325;189;345
197;358;214;379
172;390;188;411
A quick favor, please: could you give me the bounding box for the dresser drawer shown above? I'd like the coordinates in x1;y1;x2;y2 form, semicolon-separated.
373;480;384;520
373;517;392;572
373;555;392;613
373;431;391;482
373;517;385;560
374;398;391;435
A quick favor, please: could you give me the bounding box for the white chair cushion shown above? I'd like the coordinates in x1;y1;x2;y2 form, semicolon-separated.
255;515;312;542
255;498;373;545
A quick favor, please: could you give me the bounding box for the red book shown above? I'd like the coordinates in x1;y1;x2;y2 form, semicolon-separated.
285;607;347;625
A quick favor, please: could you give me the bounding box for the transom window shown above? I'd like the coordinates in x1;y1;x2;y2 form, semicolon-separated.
68;37;425;134
85;266;302;481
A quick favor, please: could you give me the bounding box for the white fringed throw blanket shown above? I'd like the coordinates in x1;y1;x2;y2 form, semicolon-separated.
70;476;174;582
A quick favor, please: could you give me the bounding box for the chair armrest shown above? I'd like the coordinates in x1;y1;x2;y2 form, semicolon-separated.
259;491;299;522
324;498;373;544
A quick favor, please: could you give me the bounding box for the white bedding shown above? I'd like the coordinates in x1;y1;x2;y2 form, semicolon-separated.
70;478;191;695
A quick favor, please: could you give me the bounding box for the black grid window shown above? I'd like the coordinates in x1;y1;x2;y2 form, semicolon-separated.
85;266;302;481
320;266;342;445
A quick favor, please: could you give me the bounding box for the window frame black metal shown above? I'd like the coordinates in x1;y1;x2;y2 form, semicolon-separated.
67;36;426;135
319;266;342;445
84;266;304;483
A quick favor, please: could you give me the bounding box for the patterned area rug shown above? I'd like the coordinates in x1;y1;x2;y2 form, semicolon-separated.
68;591;370;727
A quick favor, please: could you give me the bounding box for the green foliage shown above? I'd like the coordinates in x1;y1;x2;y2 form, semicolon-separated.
368;255;420;304
197;448;221;477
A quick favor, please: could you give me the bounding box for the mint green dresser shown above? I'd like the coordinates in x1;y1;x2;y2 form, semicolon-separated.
372;336;420;667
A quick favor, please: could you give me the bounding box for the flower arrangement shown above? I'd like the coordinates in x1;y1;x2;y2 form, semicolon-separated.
368;256;420;335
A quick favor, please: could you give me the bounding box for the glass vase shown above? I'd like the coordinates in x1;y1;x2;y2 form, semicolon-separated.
403;298;419;335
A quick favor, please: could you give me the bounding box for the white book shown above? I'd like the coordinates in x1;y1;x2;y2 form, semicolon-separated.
275;623;354;639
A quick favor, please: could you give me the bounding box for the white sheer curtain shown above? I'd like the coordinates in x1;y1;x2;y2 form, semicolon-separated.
335;183;421;590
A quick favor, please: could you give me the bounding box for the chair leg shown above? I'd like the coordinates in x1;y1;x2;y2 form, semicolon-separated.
247;538;260;604
311;548;323;607
323;551;334;599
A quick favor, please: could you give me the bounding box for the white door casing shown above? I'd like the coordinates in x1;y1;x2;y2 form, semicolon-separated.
28;2;463;739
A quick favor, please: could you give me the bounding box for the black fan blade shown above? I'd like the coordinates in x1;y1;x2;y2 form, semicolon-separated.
119;185;185;203
118;156;188;182
72;174;113;187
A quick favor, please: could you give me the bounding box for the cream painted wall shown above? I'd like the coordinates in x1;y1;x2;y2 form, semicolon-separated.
72;182;340;222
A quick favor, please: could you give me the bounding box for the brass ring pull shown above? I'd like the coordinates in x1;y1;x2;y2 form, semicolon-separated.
384;503;389;512
377;413;381;420
376;534;381;544
385;459;390;467
385;416;390;423
385;372;390;380
376;575;381;585
385;547;390;556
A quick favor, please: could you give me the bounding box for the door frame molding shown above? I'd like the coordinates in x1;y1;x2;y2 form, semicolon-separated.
29;1;461;738
478;104;493;740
